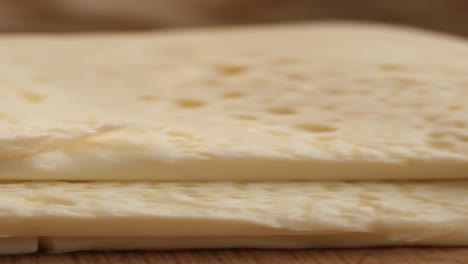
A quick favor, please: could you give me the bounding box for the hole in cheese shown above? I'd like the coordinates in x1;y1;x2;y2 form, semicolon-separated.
216;64;249;75
295;123;338;133
231;114;259;121
266;107;297;115
223;92;246;98
139;95;158;101
378;64;407;71
175;99;205;108
20;91;46;103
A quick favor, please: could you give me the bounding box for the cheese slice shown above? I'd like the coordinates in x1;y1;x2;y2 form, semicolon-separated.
0;22;468;181
0;181;466;245
40;234;468;253
0;237;37;254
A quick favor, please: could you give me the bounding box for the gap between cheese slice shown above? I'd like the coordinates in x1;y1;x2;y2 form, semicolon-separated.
0;22;467;181
0;181;465;245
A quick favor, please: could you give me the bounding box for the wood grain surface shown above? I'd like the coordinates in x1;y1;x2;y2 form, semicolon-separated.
0;248;466;264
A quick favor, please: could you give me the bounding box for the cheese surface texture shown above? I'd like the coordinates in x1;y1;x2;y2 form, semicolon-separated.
0;181;467;244
1;22;468;180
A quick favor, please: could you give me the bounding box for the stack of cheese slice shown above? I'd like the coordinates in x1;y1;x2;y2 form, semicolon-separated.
0;22;467;254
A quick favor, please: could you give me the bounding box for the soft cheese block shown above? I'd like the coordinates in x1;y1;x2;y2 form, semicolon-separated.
1;22;468;181
0;180;467;253
0;181;466;243
38;234;468;253
0;237;37;254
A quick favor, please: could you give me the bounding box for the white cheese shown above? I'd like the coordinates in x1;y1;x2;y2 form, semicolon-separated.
40;234;468;253
0;22;467;181
0;237;37;254
0;181;465;244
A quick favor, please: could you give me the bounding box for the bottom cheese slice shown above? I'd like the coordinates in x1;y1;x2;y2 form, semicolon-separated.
40;234;468;253
0;181;466;253
3;231;468;254
0;237;38;254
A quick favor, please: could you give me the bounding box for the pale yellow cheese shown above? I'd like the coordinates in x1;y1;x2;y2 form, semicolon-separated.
0;181;466;246
0;22;467;181
40;234;468;253
0;237;37;254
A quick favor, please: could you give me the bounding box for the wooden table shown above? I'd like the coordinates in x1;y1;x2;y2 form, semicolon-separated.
0;248;466;264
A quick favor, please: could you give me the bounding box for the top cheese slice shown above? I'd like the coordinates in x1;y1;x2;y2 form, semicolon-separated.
0;22;467;181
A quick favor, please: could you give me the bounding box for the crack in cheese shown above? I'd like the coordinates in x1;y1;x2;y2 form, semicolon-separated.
0;22;467;180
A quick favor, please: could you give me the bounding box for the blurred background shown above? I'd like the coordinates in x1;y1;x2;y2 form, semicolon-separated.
0;0;467;36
